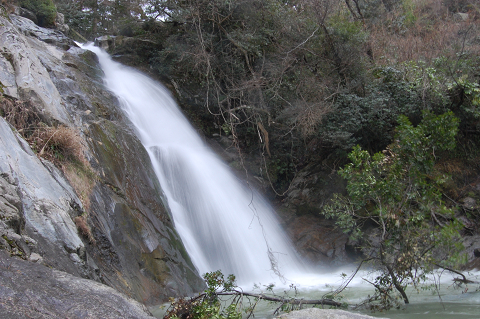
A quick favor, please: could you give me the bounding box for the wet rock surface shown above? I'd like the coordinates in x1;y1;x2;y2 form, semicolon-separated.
279;162;352;265
0;251;155;319
286;215;350;266
97;35;162;73
0;12;204;306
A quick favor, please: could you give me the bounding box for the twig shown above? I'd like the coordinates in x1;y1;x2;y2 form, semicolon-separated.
434;264;477;284
39;130;59;156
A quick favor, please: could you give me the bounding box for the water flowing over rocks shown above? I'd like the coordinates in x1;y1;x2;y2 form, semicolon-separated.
103;37;357;268
0;11;204;309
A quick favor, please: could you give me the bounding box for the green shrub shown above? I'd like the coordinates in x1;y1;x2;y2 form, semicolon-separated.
323;111;465;309
20;0;56;27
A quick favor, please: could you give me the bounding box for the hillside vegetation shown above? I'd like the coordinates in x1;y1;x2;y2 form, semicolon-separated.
37;0;480;195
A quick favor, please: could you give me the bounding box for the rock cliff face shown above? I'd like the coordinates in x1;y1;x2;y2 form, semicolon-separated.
0;11;204;309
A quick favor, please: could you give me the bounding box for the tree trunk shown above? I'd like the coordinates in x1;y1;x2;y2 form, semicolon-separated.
385;263;409;304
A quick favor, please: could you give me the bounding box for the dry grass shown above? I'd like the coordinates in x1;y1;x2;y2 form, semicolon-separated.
1;95;95;211
0;0;16;14
296;101;332;138
0;96;87;165
33;125;96;213
38;126;97;213
74;215;96;244
369;0;480;65
36;125;87;165
0;96;42;136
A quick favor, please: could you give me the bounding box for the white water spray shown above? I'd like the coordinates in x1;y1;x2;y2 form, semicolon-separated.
83;44;305;285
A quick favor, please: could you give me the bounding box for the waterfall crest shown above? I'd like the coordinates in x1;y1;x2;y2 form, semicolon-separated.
83;44;305;285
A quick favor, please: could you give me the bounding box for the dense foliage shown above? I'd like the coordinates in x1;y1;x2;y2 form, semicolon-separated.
54;0;146;38
323;111;465;308
20;0;57;27
47;3;479;158
49;0;479;193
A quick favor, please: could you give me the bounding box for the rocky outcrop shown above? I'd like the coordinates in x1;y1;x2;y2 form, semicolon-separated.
55;12;69;34
279;162;354;266
0;251;155;319
0;12;204;306
0;15;72;123
0;116;90;277
285;215;350;266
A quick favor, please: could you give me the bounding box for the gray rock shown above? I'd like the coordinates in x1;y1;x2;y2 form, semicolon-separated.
453;13;469;22
280;162;350;266
95;35;117;51
277;308;387;319
1;15;72;124
28;252;43;263
11;15;74;49
13;6;38;25
0;251;155;319
0;117;86;273
0;236;8;249
4;231;22;243
55;12;70;34
462;197;476;210
0;51;18;98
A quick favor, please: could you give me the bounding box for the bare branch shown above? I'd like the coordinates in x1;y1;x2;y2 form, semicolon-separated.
434;264;477;284
216;291;342;307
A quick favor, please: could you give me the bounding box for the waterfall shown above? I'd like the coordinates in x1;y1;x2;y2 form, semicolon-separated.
83;44;305;285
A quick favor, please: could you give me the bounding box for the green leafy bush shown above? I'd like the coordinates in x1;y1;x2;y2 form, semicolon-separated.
317;69;424;152
20;0;56;27
164;270;241;319
323;110;465;309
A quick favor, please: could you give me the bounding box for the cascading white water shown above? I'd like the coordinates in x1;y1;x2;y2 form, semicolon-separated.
81;45;480;319
83;44;305;285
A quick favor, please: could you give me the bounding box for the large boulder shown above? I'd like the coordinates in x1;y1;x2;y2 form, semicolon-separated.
278;162;354;266
0;251;155;319
55;12;69;34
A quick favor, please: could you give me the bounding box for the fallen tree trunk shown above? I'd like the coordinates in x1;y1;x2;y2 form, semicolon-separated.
216;290;342;307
